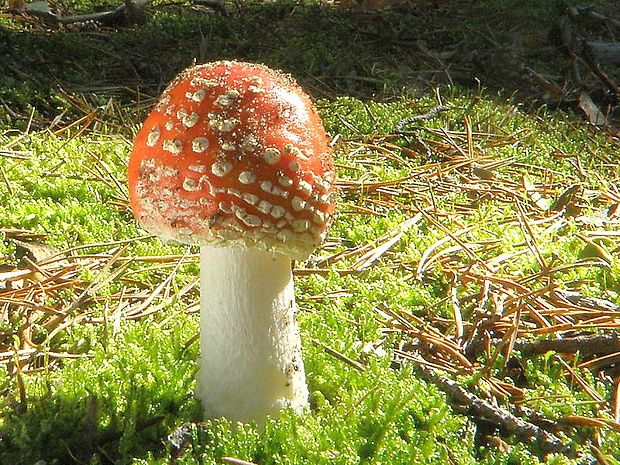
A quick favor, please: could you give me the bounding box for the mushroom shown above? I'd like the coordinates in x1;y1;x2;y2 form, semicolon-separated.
127;61;336;423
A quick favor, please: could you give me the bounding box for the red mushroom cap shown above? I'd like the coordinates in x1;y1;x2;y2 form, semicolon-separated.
128;61;336;260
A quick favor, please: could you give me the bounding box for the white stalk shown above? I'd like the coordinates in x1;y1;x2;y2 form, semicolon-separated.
195;245;309;423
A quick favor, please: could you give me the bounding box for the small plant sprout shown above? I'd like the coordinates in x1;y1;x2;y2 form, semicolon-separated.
127;61;336;423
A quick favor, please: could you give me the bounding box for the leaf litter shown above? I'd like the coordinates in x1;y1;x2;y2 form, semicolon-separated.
2;99;620;459
315;105;620;457
0;228;200;378
4;7;620;452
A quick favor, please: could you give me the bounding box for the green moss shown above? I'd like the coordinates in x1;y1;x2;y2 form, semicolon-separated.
2;0;620;463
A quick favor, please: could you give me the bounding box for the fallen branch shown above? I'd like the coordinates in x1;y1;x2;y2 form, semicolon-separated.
412;356;579;458
554;289;620;312
394;104;452;134
4;0;227;26
60;0;151;25
587;42;620;65
4;0;151;26
569;6;620;31
466;334;620;359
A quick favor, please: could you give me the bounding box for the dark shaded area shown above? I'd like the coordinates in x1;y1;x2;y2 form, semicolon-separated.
0;389;199;464
3;0;620;128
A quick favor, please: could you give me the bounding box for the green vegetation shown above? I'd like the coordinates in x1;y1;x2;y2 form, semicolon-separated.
2;0;620;463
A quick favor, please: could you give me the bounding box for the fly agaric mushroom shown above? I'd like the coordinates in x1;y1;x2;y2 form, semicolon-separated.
127;61;336;423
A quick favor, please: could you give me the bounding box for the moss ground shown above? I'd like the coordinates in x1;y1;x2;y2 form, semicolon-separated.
1;0;620;463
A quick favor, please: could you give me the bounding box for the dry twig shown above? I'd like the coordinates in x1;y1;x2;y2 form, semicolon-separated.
412;356;579;458
0;231;199;375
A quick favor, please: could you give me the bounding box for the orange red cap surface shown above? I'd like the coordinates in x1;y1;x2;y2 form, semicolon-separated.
127;61;336;260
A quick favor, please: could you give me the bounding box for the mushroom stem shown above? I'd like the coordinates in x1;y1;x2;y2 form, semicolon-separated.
196;245;309;423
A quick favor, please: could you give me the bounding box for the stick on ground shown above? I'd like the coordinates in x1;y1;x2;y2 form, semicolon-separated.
411;354;579;458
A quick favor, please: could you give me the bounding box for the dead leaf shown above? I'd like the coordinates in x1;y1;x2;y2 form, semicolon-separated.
522;175;552;210
10;239;61;264
550;185;581;212
578;91;609;127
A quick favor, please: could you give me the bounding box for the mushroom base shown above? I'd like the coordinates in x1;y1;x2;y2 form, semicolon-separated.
195;245;309;423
